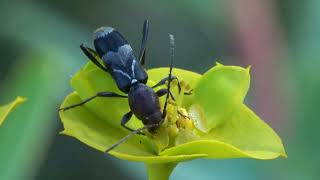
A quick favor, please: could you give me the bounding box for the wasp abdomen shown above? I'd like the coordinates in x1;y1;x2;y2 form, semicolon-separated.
93;27;129;57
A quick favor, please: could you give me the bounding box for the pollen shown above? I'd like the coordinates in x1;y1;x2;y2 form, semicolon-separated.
152;79;199;151
162;79;197;137
167;124;179;138
176;108;194;129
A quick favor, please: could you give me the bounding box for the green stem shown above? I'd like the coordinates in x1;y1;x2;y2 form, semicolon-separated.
146;163;177;180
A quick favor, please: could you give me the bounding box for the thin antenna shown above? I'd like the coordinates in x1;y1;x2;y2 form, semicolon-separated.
104;124;158;153
162;34;175;118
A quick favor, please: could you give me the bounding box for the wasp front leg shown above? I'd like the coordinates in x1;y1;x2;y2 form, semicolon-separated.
120;111;145;135
152;76;181;93
156;89;175;101
59;91;127;111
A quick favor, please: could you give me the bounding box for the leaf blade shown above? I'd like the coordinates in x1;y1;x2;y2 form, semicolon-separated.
0;97;26;125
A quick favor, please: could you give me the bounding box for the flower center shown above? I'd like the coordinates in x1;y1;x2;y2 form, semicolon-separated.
149;80;199;152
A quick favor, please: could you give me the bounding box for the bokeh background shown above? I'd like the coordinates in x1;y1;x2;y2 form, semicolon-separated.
0;0;318;179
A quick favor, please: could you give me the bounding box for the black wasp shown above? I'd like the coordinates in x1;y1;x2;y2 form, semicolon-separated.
60;20;181;152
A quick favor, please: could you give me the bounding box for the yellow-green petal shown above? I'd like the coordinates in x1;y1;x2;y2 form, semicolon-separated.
158;63;286;160
206;104;287;158
147;67;201;87
0;97;26;125
60;91;207;163
160;104;286;159
192;63;250;131
148;67;201;107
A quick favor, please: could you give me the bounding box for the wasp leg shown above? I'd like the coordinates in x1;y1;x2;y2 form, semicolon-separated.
105;123;159;153
138;20;149;66
121;111;144;135
59;91;127;111
156;89;175;101
184;89;193;95
152;76;181;93
80;44;109;72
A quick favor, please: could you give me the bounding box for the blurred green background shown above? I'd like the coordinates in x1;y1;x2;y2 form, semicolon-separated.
0;0;318;179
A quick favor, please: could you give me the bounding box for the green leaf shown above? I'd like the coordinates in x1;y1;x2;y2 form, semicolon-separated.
160;104;286;159
192;63;250;131
0;97;26;126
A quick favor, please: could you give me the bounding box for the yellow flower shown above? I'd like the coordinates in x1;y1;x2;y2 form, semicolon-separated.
60;62;286;180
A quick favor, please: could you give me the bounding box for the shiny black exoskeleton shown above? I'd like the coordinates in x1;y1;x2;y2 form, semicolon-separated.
60;20;179;152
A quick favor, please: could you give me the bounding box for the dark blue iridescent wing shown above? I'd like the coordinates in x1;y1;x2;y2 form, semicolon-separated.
92;27;148;93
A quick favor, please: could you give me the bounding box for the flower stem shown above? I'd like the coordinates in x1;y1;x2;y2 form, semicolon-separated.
146;163;177;180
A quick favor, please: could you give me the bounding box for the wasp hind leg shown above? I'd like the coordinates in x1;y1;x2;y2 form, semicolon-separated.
80;44;109;72
138;20;149;66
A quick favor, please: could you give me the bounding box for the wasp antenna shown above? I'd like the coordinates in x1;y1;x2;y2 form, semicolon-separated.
162;34;175;119
169;34;175;51
169;34;175;77
104;124;158;153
